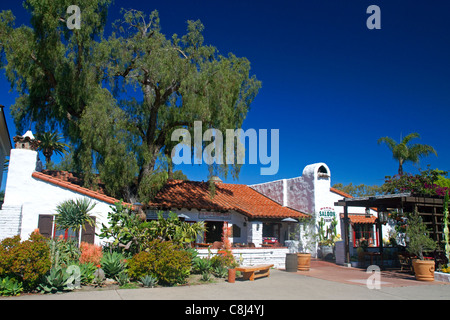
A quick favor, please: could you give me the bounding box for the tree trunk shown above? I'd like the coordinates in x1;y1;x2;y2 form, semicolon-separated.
398;159;404;176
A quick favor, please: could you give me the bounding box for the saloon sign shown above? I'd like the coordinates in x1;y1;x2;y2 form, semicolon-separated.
318;207;336;222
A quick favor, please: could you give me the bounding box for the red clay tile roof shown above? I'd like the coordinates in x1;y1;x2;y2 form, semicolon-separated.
330;187;353;198
340;213;377;224
31;171;128;206
148;180;308;219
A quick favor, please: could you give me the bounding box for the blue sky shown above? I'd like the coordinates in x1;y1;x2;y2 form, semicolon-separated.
1;0;450;190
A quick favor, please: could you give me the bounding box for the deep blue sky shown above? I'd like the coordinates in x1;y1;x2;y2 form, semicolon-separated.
1;0;450;189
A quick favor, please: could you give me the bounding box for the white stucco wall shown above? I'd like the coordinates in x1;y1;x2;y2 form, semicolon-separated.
3;148;112;244
251;162;393;251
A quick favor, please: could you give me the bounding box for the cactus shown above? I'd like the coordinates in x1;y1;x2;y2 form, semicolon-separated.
443;191;450;262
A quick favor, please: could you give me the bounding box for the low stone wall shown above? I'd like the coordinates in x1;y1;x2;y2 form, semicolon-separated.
435;271;450;283
196;247;289;269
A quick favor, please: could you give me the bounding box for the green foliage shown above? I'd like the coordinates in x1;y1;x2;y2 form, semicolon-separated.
405;210;437;260
0;232;51;290
38;266;72;294
75;262;97;285
378;133;437;175
99;202;145;254
100;251;126;279
100;203;205;254
54;198;96;233
192;257;213;275
127;240;191;286
332;183;383;197
144;211;206;248
48;238;80;268
0;276;23;296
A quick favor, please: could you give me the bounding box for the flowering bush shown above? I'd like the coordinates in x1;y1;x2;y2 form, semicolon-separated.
79;242;103;265
383;168;450;197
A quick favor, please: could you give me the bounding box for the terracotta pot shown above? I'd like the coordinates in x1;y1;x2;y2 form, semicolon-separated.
412;259;435;281
297;253;311;271
228;268;236;283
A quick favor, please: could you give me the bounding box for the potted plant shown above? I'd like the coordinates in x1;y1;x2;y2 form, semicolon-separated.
405;210;437;281
296;216;317;271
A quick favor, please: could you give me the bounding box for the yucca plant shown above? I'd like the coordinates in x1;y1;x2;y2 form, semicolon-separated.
55;198;96;235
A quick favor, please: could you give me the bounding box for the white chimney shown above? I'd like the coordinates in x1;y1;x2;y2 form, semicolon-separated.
3;132;39;206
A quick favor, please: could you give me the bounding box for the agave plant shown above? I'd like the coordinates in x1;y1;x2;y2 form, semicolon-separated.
139;274;158;288
55;198;96;234
0;277;23;296
100;251;126;279
38;266;72;294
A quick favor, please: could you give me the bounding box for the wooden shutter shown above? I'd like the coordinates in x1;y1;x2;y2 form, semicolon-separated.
38;215;53;238
80;217;96;244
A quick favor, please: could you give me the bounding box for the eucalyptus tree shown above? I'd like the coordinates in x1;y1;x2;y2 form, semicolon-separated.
377;133;437;175
0;2;261;202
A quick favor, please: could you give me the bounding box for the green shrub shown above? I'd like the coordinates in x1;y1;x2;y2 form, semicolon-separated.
127;251;153;280
0;232;51;290
192;257;213;274
128;240;191;286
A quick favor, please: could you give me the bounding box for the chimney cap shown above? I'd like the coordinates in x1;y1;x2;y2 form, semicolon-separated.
22;130;35;140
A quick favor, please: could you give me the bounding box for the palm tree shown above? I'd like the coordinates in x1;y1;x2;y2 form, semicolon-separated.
378;133;437;175
36;132;69;165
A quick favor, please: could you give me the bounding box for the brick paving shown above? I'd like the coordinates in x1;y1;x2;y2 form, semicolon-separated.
299;259;447;287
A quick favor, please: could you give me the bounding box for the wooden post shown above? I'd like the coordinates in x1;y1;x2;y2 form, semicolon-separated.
343;203;350;264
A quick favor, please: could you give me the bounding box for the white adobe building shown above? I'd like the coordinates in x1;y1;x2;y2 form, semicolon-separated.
0;130;391;268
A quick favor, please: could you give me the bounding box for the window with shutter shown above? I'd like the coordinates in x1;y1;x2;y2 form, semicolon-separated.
38;215;54;238
81;217;96;244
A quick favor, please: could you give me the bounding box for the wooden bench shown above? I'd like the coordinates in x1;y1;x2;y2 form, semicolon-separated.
236;264;274;281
